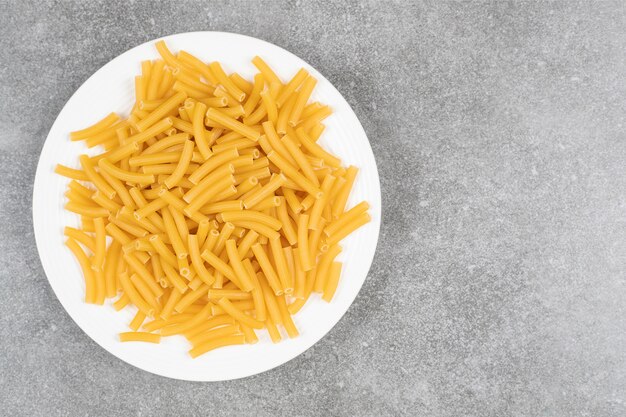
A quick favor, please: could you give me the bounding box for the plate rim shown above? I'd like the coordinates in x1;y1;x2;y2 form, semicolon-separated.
32;30;381;381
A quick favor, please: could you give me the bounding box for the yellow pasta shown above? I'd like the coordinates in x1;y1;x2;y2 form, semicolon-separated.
257;273;283;326
225;239;255;291
183;315;234;339
250;243;282;295
297;214;313;271
281;134;319;186
175;284;209;313
65;238;97;303
288;76;317;127
260;89;278;125
276;68;309;107
219;210;282;230
217;298;263;329
119;332;161;343
188;234;215;285
189;334;245;358
70;112;120;141
242;173;286;209
206;108;260;141
331;165;357;213
308;174;336;230
79;155;116;198
208;62;246;102
322;261;343;302
119;272;155;317
269;236;291;292
99;159;155;184
177;51;218;85
55;164;89;181
163;140;195;189
325;201;369;236
229;73;253;95
244;260;266;322
58;40;370;357
267;151;321;198
313;244;342;293
262;121;296;165
134;91;187;132
325;212;371;246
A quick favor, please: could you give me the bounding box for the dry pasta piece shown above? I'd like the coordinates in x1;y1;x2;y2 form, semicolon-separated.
63;226;96;253
313;244;342;293
99;159;155;184
119;332;161;343
55;164;90;181
188;234;215;285
228;73;252;96
211;300;254;316
325;212;370;246
217;298;263;329
276;294;299;338
192;102;212;160
288;76;317;127
269;237;291;292
265;317;282;343
242;173;286;209
257;273;283;326
113;294;130;311
325;201;370;236
281;134;319;186
183;316;235;339
229;220;280;241
252;56;281;86
134;91;187;132
207;289;252;300
332;165;359;218
164;140;194;189
322;261;343;302
239;322;259;344
119;272;155;317
178;51;218;85
292;247;307;300
209;62;246;101
206;108;260;141
189;334;245;358
219;210;282;230
66;238;96;303
276;68;309;107
175;284;209;313
129;311;147;331
295;127;341;168
200;250;237;283
70;112;120;141
243;259;266;321
79;155;116;199
160;303;212;336
225;239;254;291
188;322;241;347
161;289;183;319
297;214;313;271
260;89;278;125
251;243;282;295
267;151;321;198
308;174;336;231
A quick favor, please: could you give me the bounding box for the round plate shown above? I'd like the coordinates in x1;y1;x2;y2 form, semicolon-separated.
33;31;381;381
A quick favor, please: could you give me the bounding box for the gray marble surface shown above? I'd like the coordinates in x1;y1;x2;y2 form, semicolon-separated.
1;1;626;416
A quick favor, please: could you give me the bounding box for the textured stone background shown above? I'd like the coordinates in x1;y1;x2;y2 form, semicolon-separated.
1;1;626;416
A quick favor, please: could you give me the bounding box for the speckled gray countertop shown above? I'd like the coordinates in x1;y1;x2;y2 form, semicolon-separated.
1;1;626;416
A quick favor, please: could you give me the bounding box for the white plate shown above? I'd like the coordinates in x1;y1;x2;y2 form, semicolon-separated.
33;32;381;381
